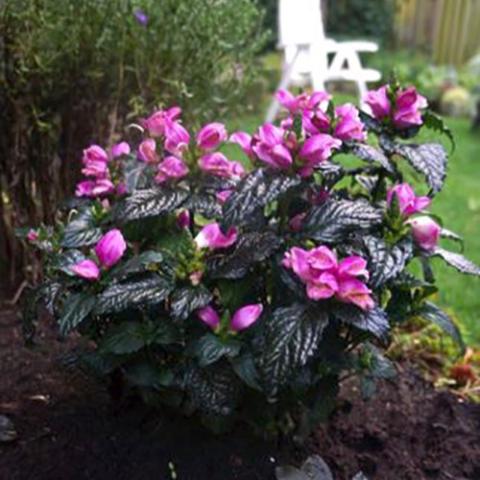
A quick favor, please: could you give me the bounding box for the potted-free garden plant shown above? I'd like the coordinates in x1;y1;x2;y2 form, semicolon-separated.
22;82;480;436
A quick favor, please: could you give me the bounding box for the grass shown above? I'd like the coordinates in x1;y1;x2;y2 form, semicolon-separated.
225;90;480;345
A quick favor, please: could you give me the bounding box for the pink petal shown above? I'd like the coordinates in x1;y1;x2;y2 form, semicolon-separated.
70;259;100;281
197;305;221;329
337;256;369;279
194;223;238;250
95;229;127;268
230;304;263;332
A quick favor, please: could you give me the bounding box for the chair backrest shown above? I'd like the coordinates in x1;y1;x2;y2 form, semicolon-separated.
278;0;325;48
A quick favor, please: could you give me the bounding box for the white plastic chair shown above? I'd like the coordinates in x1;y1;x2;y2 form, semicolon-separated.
266;0;381;122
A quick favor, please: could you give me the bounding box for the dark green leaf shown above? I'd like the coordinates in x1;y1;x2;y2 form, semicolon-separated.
184;364;239;416
61;208;102;248
109;251;168;280
124;363;174;389
417;301;464;348
316;161;345;185
207;231;282;279
183;193;222;218
192;334;241;367
432;247;480;276
303;199;383;243
121;187;188;221
222;169;300;229
171;285;213;320
260;304;328;397
366;343;396;379
231;353;262;390
363;236;413;288
58;293;96;336
382;139;447;194
422;110;455;151
124;159;148;192
359;110;382;133
351;143;394;172
333;305;389;339
95;274;173;314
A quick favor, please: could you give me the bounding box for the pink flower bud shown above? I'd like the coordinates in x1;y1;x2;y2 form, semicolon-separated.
82;145;109;164
111;141;131;158
189;270;203;286
75;180;95;197
94;229;127;268
81;159;109;178
143;107;182;137
363;85;391;119
393;87;428;129
138;139;159;164
229;131;254;159
196;122;228;151
70;259;100;281
230;304;263;332
91;179;115;197
252;124;293;169
27;229;39;242
155;156;189;183
198;152;244;179
164;120;190;157
387;183;431;216
299;134;342;166
409;216;441;251
216;190;232;204
194;223;238;250
276;89;309;114
337;278;374;310
177;210;191;229
197;305;220;329
334;104;366;142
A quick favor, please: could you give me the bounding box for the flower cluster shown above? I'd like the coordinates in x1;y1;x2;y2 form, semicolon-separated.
70;229;126;280
26;84;480;435
283;246;374;310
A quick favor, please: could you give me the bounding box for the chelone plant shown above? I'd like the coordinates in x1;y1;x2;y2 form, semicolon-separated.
22;83;480;436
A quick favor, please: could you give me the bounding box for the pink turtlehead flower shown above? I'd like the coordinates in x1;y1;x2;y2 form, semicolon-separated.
337;278;375;310
307;91;331;110
229;131;254;159
155;156;189;183
289;212;306;232
75;180;95;197
81;160;108;178
164;119;190;157
143;107;182;137
197;305;221;330
199;152;244;179
27;229;39;242
177;210;191;229
299;133;341;167
363;85;391;119
91;178;115;197
309;187;330;205
194;223;238;250
197;303;263;332
276;89;309;114
337;256;369;280
94;229;127;268
409;216;441;251
111;141;131;158
283;246;374;310
252;124;292;169
83;145;109;165
134;9;148;26
393;87;427;128
138;139;159;164
334;104;366;142
216;190;232;204
70;259;100;281
303;108;331;135
196;122;228;151
387;183;431;217
230;304;263;332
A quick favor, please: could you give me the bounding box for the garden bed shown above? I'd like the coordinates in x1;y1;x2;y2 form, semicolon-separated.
1;307;479;480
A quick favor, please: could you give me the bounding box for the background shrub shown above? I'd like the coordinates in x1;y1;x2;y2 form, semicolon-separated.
0;0;266;289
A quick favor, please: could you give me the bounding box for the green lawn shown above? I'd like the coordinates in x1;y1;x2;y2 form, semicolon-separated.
225;101;480;345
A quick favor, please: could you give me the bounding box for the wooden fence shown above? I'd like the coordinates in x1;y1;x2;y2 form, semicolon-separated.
396;0;480;65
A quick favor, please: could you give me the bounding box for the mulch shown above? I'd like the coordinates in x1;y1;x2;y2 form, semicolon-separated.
1;307;480;480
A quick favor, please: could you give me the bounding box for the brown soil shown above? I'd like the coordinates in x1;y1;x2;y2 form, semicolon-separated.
1;307;480;480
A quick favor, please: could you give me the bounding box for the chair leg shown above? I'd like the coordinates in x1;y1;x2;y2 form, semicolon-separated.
265;47;301;123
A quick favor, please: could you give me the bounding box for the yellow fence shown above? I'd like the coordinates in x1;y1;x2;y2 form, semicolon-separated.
396;0;480;65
